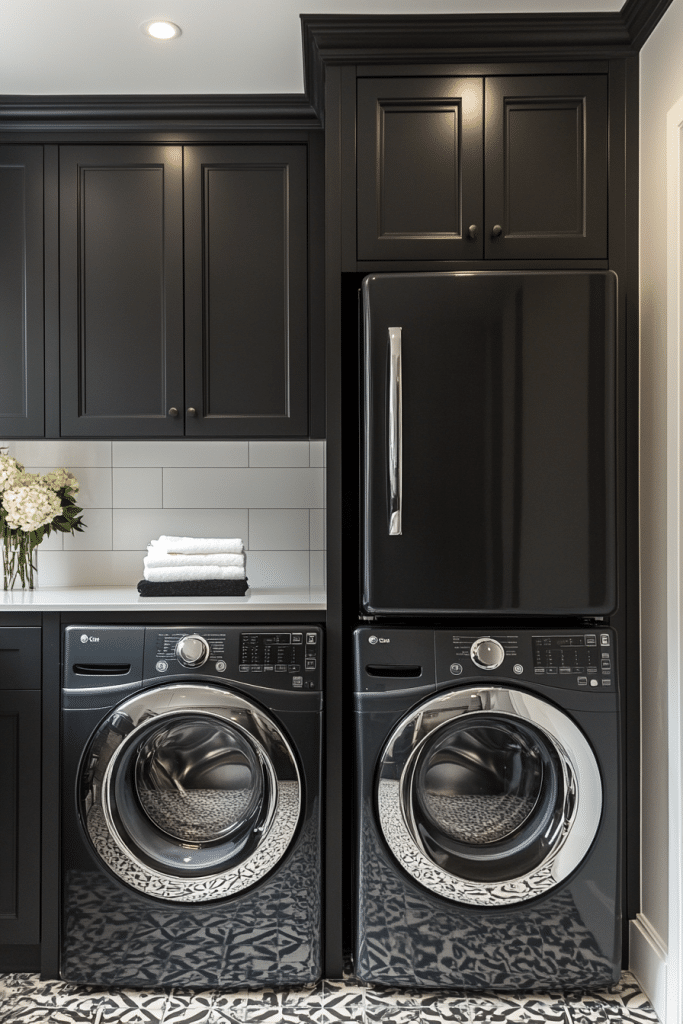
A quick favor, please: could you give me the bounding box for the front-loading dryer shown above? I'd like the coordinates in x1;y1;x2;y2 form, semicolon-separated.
354;627;620;991
61;624;323;989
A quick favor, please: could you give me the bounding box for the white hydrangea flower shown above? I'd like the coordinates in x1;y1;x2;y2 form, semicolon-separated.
43;468;80;495
13;471;48;489
3;484;62;532
0;455;25;494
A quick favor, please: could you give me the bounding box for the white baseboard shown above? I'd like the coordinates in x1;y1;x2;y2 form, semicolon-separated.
629;915;668;1023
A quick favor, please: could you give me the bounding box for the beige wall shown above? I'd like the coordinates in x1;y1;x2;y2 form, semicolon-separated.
638;0;683;966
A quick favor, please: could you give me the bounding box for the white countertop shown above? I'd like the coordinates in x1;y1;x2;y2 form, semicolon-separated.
0;586;326;613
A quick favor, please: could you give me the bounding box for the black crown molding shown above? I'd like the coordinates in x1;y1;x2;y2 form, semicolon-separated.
0;94;321;134
301;1;674;122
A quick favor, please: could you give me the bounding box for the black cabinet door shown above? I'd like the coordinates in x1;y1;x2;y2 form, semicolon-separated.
59;145;184;437
0;628;41;947
184;145;309;436
357;78;484;261
484;76;608;259
0;146;44;437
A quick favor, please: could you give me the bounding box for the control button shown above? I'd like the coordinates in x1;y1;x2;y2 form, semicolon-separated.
251;665;262;673
263;665;274;672
590;679;599;687
239;665;250;672
175;634;210;668
292;676;303;688
450;663;463;676
602;679;612;686
306;632;317;645
578;676;588;686
215;660;227;673
292;634;303;644
587;667;598;674
600;633;610;646
289;665;300;673
585;635;597;646
275;665;287;673
305;658;316;671
470;637;505;671
513;664;524;675
559;667;571;674
546;667;558;675
534;667;545;674
156;660;168;673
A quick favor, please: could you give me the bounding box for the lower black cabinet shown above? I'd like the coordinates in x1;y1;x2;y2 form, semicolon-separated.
0;629;41;954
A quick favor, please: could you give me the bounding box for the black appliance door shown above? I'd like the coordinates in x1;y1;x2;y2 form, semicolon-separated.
377;686;602;906
79;683;301;902
362;271;617;615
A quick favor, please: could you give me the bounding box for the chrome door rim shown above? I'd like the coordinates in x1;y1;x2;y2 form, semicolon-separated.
81;683;301;903
377;686;602;906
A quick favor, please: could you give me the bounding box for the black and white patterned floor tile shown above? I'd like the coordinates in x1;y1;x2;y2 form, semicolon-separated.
0;972;662;1023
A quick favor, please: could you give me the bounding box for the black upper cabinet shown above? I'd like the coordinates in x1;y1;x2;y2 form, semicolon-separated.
59;144;308;438
356;74;607;262
0;146;44;437
357;78;484;260
184;146;308;436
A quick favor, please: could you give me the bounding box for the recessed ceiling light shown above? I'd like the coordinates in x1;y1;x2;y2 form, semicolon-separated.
142;20;182;40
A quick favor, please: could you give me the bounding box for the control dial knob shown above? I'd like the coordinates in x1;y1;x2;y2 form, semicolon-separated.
470;637;505;671
175;634;210;668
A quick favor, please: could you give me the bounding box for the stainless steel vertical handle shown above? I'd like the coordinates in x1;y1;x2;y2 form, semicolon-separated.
388;327;402;535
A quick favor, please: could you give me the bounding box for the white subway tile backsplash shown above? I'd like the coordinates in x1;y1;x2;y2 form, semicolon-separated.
5;440;112;467
113;468;163;509
310;550;326;587
2;440;325;590
163;468;324;509
112;508;250;551
113;441;249;468
248;441;310;467
246;551;310;588
63;509;113;551
309;510;325;550
309;441;325;468
249;509;309;550
36;549;145;587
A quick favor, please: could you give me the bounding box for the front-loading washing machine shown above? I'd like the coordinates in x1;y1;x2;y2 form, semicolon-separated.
61;624;323;989
354;626;620;991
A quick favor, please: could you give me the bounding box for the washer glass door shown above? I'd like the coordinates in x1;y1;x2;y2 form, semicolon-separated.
377;687;602;906
80;683;301;903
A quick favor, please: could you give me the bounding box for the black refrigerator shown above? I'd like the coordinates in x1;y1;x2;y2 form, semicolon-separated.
361;271;617;617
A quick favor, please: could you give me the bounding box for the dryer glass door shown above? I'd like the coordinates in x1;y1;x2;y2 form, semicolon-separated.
80;683;301;903
377;686;602;906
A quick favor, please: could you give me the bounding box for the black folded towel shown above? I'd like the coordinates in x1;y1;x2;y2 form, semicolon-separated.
137;578;249;597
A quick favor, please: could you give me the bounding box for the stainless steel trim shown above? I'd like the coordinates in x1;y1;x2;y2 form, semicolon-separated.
377;686;602;906
388;327;402;536
81;683;301;903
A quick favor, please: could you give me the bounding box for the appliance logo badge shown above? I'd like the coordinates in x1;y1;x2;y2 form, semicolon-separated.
80;634;100;644
368;635;390;644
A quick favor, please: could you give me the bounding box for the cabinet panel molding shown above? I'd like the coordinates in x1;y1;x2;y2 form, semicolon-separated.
357;78;484;260
59;145;184;437
184;145;308;436
0;146;44;437
485;75;608;259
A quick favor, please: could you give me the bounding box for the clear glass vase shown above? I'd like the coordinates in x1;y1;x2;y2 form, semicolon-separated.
2;532;38;590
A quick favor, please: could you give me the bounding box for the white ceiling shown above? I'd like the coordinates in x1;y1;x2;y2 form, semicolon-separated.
0;1;625;96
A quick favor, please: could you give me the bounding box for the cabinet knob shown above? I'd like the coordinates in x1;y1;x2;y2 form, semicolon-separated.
491;225;503;239
467;224;478;240
168;407;179;418
187;407;197;417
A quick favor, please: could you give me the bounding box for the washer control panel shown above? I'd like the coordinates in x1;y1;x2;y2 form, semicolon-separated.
144;626;323;691
435;629;616;692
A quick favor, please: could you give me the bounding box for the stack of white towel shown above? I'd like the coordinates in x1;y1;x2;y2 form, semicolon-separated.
144;536;247;583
